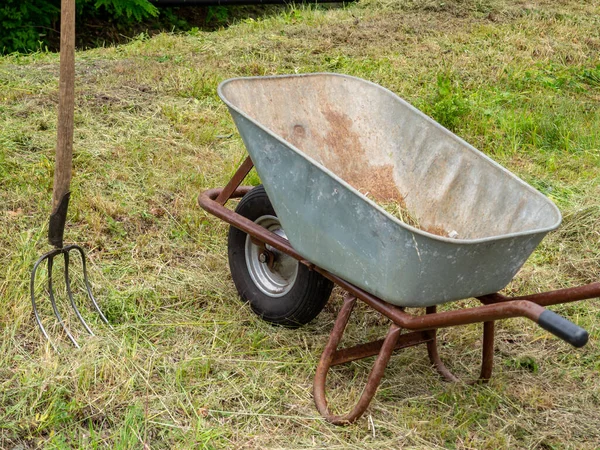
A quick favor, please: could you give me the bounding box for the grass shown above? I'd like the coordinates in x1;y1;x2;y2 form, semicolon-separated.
1;0;599;447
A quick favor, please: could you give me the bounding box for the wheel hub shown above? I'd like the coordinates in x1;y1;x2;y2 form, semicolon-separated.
244;215;299;297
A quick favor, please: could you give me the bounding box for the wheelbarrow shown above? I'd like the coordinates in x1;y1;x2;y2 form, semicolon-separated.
198;73;600;425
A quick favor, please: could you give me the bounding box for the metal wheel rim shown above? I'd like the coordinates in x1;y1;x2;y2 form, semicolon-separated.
245;215;299;297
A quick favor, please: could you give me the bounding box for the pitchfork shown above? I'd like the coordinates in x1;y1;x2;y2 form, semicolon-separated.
30;0;110;349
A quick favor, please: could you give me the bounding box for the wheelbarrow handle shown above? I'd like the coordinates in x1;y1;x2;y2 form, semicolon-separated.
538;310;589;348
49;0;76;249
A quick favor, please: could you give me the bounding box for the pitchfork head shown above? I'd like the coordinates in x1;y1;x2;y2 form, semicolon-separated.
30;244;110;349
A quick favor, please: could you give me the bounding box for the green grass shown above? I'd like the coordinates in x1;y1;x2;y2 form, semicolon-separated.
1;0;599;448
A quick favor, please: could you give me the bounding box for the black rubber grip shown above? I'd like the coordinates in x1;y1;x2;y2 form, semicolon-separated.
538;310;589;348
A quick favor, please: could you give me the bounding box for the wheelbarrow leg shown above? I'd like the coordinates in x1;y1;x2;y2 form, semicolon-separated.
479;321;495;381
426;306;495;383
314;295;402;425
425;306;457;381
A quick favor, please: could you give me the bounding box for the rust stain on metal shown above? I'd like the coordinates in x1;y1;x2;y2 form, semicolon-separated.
293;124;306;137
318;107;404;203
284;105;448;236
422;224;448;236
283;104;418;213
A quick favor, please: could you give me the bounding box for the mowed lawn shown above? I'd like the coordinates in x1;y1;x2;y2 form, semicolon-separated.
1;0;599;448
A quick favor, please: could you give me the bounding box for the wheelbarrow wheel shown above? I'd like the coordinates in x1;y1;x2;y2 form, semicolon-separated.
228;185;333;327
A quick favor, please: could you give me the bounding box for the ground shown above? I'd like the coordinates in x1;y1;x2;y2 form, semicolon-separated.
0;0;599;448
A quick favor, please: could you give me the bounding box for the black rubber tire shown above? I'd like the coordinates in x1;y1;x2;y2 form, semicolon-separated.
228;185;333;327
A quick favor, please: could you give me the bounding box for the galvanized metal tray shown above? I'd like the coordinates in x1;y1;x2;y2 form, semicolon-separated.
218;73;562;307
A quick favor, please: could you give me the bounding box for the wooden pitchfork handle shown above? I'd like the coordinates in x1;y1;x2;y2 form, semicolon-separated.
49;0;76;249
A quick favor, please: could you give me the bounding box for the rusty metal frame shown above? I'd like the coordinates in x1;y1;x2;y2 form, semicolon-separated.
198;158;600;425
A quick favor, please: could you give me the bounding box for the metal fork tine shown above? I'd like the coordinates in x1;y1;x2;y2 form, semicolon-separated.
47;254;80;349
31;245;110;348
63;250;95;336
68;245;111;327
31;251;57;350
